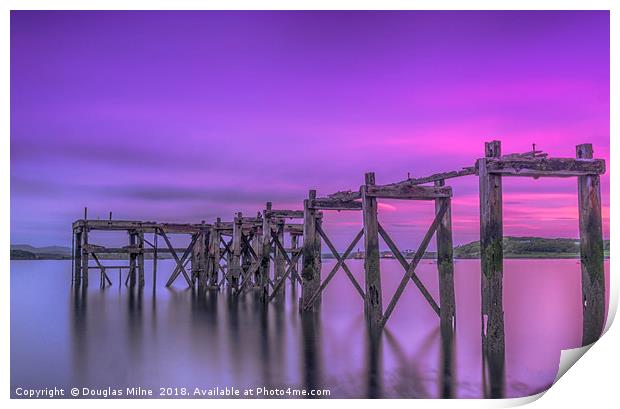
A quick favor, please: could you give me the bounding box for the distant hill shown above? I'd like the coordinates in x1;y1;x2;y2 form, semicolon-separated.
10;244;71;260
453;236;611;259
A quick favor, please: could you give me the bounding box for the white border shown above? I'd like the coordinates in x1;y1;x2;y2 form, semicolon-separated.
2;2;617;409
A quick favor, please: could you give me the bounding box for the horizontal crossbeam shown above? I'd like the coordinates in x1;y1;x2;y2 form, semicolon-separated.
310;198;362;210
365;184;452;200
484;157;605;177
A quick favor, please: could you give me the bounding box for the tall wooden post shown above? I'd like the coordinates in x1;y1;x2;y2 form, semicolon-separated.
260;203;272;301
291;234;299;285
209;219;222;288
153;231;158;289
137;231;145;287
435;179;456;396
191;233;200;286
479;140;504;397
231;212;243;290
81;226;89;286
128;230;137;287
362;172;383;331
274;219;286;298
73;228;83;286
576;143;605;345
302;190;321;310
253;226;263;286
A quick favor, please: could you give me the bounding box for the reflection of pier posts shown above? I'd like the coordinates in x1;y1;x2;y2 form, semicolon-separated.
365;331;383;398
300;311;323;393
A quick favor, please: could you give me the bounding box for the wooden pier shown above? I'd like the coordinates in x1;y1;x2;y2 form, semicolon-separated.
71;141;607;391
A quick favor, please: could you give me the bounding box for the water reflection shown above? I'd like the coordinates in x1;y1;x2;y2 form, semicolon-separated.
10;259;610;398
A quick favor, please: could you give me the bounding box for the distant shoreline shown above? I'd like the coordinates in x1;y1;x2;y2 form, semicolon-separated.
11;236;610;261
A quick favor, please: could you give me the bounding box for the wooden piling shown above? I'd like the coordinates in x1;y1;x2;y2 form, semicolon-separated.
73;228;83;286
478;140;505;397
81;226;89;286
207;221;221;288
260;203;272;301
290;234;299;285
302;191;321;310
274;219;286;298
362;172;383;331
576;143;605;345
153;232;158;289
128;230;137;287
435;179;456;388
230;212;243;290
137;231;145;287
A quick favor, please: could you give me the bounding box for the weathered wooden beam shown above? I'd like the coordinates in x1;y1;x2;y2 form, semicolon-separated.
72;219;211;234
310;198;362;210
265;209;304;219
365;184;452;200
479;140;505;398
302;190;321;310
435;179;456;370
485;157;605;177
327;190;361;201
362;173;383;331
387;167;477;187
577;144;605;346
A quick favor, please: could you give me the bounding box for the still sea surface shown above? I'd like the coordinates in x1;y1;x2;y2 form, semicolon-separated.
10;259;610;398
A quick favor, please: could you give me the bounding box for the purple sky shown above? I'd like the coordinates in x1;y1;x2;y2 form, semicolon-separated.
10;11;609;249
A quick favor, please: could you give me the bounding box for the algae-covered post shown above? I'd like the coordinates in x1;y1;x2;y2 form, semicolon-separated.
362;172;383;332
478;140;505;398
576;143;605;346
302;190;321;310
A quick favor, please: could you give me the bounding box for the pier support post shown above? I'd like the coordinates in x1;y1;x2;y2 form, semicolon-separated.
302;190;321;310
198;224;210;290
73;228;83;286
362;172;383;332
435;179;456;395
479;140;505;397
153;232;158;289
81;226;89;286
577;143;605;346
291;234;299;286
260;204;273;301
231;212;243;290
128;230;137;287
209;220;222;288
274;219;286;299
137;231;145;287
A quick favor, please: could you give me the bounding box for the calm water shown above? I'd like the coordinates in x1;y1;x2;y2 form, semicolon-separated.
10;259;610;398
